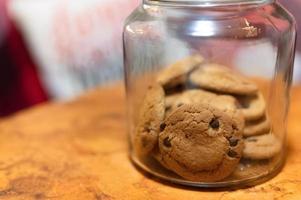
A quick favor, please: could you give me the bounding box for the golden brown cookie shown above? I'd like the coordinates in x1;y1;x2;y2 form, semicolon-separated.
134;84;165;156
189;64;258;95
237;92;266;121
156;55;204;89
243;115;271;137
243;134;281;160
158;104;244;182
165;89;238;117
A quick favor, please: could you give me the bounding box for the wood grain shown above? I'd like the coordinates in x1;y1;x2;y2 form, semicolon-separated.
0;83;300;200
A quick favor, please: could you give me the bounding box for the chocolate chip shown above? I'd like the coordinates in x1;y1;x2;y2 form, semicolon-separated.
209;118;219;129
160;123;166;132
228;150;238;158
229;138;239;147
148;85;153;90
163;137;172;147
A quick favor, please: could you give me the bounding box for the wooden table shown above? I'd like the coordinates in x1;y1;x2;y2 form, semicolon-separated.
0;83;300;200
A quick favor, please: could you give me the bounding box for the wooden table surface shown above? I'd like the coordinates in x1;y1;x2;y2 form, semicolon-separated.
0;83;301;200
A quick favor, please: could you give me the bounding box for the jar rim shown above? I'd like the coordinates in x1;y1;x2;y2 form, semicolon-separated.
144;0;274;7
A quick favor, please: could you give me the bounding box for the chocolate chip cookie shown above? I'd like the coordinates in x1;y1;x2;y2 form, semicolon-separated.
156;55;204;89
134;84;165;155
189;64;258;95
165;89;238;117
244;115;271;137
237;92;266;121
243;134;281;160
158;104;244;182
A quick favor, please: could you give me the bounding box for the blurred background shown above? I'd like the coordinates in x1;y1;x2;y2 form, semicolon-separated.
0;0;299;117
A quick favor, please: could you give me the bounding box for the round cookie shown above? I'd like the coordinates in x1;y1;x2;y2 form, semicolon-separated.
243;115;271;137
158;104;244;182
189;64;258;95
243;134;282;160
165;89;238;117
134;84;165;156
156;55;204;89
237;92;266;121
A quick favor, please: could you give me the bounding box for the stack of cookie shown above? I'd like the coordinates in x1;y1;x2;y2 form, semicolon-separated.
235;88;281;160
133;55;281;182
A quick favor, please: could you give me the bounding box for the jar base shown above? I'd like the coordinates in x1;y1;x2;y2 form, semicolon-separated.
130;151;285;188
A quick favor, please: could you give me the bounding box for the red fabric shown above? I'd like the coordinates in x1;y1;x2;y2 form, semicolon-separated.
0;20;48;116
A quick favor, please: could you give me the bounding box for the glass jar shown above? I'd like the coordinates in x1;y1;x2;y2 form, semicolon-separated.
123;0;296;187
